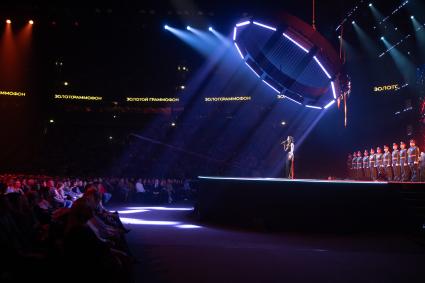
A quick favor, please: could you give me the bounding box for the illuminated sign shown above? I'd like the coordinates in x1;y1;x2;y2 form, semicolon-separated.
373;84;399;92
54;94;102;101
126;97;179;102
204;96;251;102
0;90;26;97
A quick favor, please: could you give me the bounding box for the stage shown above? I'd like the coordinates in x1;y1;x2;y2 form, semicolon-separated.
195;176;425;232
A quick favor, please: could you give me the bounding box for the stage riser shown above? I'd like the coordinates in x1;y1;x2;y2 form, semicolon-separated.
196;178;425;232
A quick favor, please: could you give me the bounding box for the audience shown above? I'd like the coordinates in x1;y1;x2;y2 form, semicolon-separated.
0;173;194;282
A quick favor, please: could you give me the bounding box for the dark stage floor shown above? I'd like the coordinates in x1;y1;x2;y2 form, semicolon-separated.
111;203;425;283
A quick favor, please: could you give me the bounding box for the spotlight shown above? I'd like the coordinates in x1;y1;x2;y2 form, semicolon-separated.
410;15;414;19
108;136;113;140
171;122;176;127
164;24;169;30
369;3;373;7
186;26;191;30
281;121;286;126
49;119;54;123
63;81;69;86
380;36;384;40
338;35;341;39
351;21;355;25
6;19;11;24
29;20;34;25
208;26;213;31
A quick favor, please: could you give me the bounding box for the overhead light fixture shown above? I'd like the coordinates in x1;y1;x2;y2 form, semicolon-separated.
331;81;337;99
253;21;277;31
234;42;244;59
29;20;34;25
236;21;251;27
313;56;331;79
283;33;309;53
324;100;336;109
306;105;322;110
6;19;11;24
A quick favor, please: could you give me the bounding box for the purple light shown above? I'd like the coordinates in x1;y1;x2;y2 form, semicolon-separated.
245;62;261;78
175;224;202;229
331;81;336;99
198;176;388;185
117;209;149;214
262;80;280;94
253;21;277;31
282;33;309;53
125;206;193;211
324;100;336;109
233;27;237;41
313;56;331;79
120;217;180;226
306;105;322;109
236;21;251;27
234;42;244;59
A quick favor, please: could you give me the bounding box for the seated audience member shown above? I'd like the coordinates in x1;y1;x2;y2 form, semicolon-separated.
135;178;146;202
25;190;51;225
14;180;25;195
52;182;73;208
64;198;130;282
118;178;130;202
166;179;174;204
97;179;112;204
183;179;191;200
151;179;162;202
70;180;83;197
5;178;17;194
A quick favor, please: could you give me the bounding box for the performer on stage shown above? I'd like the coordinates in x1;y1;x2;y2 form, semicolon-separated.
407;139;420;182
352;151;358;179
400;141;410;181
420;151;425;182
369;148;378;181
383;145;393;181
392;143;401;181
363;150;370;180
282;136;295;179
356;151;364;180
376;147;384;180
